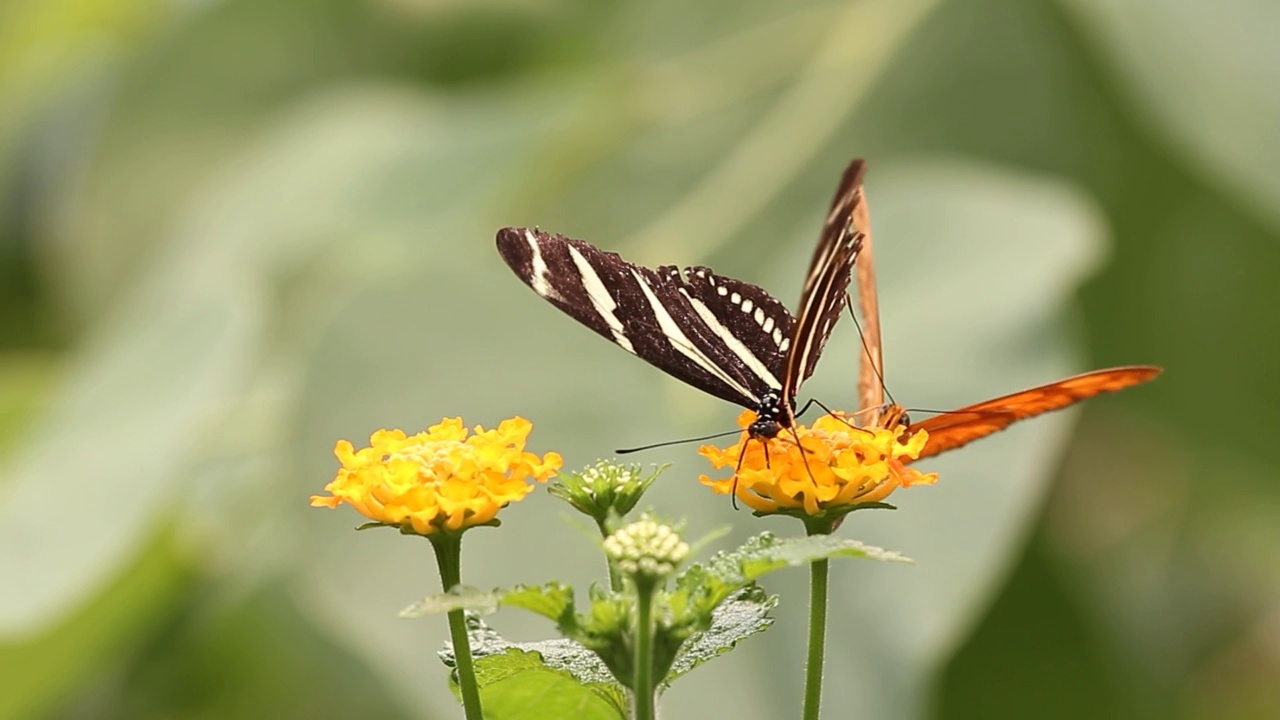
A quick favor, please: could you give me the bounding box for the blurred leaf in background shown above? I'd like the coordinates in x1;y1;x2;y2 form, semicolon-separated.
1;0;1276;718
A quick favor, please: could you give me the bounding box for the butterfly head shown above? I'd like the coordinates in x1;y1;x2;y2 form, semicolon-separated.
878;403;912;436
748;389;791;439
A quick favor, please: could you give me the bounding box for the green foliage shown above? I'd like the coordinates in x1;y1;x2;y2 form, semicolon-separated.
400;586;503;619
500;583;580;626
707;532;912;585
465;652;627;720
418;530;911;712
663;585;776;683
441;617;627;718
1;0;1276;716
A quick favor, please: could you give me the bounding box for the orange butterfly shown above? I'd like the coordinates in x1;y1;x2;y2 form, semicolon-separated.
848;187;1161;459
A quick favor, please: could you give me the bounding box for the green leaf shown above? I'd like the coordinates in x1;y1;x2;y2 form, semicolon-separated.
500;583;578;625
664;586;776;685
399;586;500;618
738;534;913;578
465;650;626;720
401;582;578;625
440;617;619;696
697;533;910;588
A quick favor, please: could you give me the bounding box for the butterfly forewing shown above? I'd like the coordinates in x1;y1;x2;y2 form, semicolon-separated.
496;227;792;408
781;159;868;404
497;158;872;438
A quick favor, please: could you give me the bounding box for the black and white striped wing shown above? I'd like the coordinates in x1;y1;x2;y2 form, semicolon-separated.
780;158;868;403
496;227;796;409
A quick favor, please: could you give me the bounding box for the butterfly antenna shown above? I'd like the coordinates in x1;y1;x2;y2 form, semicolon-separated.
616;427;744;454
905;407;1012;418
844;294;897;407
806;397;876;436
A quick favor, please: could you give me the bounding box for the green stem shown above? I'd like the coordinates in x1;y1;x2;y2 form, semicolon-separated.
802;520;832;720
596;518;625;592
431;533;484;720
632;579;656;720
803;558;830;720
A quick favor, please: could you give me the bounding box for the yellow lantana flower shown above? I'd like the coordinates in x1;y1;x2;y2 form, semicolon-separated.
700;411;937;519
311;416;562;536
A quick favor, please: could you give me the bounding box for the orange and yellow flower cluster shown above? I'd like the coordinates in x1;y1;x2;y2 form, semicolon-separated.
311;417;562;536
700;411;938;517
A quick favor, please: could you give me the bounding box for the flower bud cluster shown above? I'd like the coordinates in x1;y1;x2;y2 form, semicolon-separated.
603;516;689;581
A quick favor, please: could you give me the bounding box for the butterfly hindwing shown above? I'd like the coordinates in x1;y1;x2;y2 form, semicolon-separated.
910;365;1162;460
674;265;795;391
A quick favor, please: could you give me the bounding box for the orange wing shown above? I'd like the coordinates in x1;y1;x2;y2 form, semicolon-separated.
852;178;884;418
844;166;1160;455
908;365;1163;461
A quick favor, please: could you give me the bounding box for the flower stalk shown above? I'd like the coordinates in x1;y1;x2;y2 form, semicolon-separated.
431;533;484;720
603;516;689;719
632;576;657;720
803;542;831;720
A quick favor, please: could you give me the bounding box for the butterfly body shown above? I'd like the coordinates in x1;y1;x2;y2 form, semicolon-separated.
497;159;869;438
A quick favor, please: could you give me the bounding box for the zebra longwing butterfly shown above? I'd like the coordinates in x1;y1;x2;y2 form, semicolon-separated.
849;177;1161;455
496;158;869;439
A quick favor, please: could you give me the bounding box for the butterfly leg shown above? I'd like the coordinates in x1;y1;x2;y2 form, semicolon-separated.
730;438;755;510
794;397;818;421
783;423;824;486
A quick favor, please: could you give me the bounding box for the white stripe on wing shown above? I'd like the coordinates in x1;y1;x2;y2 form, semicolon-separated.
524;229;560;301
566;245;636;354
681;290;782;391
629;269;759;403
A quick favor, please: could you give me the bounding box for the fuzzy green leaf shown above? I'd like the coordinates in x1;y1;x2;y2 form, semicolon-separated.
500;583;577;626
664;586;776;685
698;532;910;589
440;615;622;693
738;534;913;579
400;583;575;624
457;649;626;720
400;586;500;618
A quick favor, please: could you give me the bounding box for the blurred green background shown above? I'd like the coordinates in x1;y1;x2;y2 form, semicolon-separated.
1;0;1276;718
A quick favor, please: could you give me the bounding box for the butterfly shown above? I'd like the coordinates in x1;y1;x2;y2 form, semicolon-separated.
496;158;870;440
848;183;1161;458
